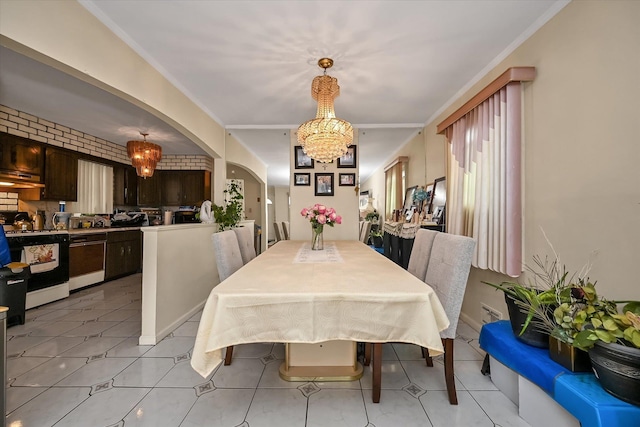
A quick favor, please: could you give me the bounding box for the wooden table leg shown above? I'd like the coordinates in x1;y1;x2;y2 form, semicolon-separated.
372;343;382;403
224;345;234;365
364;343;371;366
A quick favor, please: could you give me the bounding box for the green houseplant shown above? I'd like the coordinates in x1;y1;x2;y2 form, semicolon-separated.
212;180;244;231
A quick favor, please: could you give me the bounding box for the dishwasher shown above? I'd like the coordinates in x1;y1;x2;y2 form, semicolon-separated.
69;232;107;291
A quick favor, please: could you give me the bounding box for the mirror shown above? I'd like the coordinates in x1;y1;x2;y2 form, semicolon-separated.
428;177;446;214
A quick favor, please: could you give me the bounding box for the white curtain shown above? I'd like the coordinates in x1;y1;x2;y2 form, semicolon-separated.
445;82;523;277
76;160;113;214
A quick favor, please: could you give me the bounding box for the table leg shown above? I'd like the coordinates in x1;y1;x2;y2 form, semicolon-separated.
364;343;371;366
224;345;234;365
372;343;382;403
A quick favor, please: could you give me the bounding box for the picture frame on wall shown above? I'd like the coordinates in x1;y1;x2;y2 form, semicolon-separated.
339;173;356;186
359;190;370;210
314;173;334;196
337;146;357;168
294;173;311;186
294;146;314;169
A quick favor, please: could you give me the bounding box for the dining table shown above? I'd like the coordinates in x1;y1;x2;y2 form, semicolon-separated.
191;239;450;403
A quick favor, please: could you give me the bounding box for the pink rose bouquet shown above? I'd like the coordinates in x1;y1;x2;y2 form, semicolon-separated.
301;204;341;250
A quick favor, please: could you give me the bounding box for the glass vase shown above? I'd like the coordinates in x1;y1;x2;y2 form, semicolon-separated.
311;224;324;250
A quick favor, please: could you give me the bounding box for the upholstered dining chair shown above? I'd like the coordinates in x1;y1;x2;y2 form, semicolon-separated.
406;229;439;280
360;221;371;244
282;221;290;240
211;230;245;365
364;231;475;404
273;222;283;241
233;226;256;265
422;232;476;404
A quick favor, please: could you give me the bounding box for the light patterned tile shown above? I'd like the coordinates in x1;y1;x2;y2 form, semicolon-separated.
365;389;433;427
5;386;90;426
307;389;368;427
123;388;197;426
420;390;494;427
246;388;308;427
181;389;254;427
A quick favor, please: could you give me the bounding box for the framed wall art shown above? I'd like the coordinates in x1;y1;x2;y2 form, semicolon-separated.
314;173;334;196
339;173;356;186
337;146;357;168
294;146;314;169
294;173;311;186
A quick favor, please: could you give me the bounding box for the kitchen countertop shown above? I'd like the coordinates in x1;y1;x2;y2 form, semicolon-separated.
68;227;143;234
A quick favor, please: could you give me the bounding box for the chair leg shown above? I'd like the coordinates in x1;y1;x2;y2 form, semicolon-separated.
424;347;434;367
224;345;234;365
364;343;371;366
443;338;457;405
372;343;382;403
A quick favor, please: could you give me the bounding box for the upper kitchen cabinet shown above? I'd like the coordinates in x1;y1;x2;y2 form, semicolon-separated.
43;147;78;201
19;145;78;201
0;132;44;177
161;170;211;206
113;164;138;206
137;172;162;206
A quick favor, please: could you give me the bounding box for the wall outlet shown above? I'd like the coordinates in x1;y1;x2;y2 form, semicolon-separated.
481;303;503;324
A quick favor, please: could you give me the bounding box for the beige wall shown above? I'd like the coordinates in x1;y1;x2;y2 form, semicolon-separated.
289;133;360;241
365;0;640;330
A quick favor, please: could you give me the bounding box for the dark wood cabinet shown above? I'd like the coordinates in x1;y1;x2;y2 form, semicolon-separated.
105;230;141;280
113;165;138;206
0;133;44;177
161;170;211;206
137;173;162;206
42;147;78;201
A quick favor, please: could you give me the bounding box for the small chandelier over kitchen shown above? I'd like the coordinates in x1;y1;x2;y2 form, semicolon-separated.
297;58;353;163
127;132;162;178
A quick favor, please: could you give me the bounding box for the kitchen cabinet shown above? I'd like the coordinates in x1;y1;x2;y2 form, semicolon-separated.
0;132;44;177
161;170;211;206
113;164;138;206
137;173;162;206
105;230;141;280
43;147;78;201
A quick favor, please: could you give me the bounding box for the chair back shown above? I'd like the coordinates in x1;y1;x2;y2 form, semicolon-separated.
424;233;475;339
360;221;371;243
282;221;290;240
211;230;244;281
233;226;256;265
273;222;283;241
407;229;439;280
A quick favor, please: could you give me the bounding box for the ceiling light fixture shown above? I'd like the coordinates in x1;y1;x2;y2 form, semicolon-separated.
127;132;162;178
297;58;353;163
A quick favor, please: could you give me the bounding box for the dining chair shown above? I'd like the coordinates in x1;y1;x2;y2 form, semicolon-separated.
282;221;290;240
233;226;256;265
211;230;245;365
422;232;476;404
406;229;439;280
273;222;283;241
360;221;371;244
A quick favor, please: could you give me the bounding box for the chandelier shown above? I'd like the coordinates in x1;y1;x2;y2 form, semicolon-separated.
126;132;162;178
297;58;353;163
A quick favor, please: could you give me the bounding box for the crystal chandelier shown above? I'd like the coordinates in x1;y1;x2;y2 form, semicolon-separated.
126;132;162;178
297;58;353;163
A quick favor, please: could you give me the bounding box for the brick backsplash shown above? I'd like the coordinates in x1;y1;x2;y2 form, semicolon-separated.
0;191;19;211
0;104;214;172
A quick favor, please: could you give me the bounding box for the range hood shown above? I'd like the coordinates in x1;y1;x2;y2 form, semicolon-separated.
0;169;45;189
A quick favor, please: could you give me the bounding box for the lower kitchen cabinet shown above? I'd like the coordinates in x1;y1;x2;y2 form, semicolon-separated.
105;230;142;280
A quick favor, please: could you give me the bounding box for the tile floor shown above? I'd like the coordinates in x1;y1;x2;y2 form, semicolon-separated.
5;274;530;426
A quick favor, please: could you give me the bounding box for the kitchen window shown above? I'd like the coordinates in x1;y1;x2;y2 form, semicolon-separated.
75;160;113;214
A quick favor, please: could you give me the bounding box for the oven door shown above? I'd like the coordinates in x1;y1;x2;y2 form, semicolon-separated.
8;234;70;292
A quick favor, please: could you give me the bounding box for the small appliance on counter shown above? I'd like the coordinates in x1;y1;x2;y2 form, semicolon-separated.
174;210;199;224
110;212;148;227
53;212;72;230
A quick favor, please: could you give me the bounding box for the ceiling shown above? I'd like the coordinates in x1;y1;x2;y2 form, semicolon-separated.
0;1;566;186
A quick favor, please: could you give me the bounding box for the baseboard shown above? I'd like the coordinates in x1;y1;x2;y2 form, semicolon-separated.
460;312;483;333
138;300;206;346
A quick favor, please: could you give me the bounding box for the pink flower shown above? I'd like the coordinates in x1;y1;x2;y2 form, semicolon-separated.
300;208;308;217
317;205;326;214
317;214;327;224
335;215;342;224
329;212;337;221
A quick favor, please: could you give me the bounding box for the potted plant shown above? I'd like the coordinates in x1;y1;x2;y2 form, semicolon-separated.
212;180;243;231
558;293;640;405
370;230;383;248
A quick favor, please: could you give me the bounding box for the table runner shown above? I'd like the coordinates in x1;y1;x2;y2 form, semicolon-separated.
294;242;343;263
191;240;450;377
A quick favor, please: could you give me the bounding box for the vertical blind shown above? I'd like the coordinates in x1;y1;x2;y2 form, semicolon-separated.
444;82;523;277
76;160;113;214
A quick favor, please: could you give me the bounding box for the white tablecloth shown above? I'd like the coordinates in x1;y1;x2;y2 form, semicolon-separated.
191;240;450;377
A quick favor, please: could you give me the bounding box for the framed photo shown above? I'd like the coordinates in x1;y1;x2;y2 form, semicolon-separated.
428;176;446;214
294;146;314;169
314;173;334;196
339;173;356;186
403;185;418;212
359;190;370;210
337;145;357;168
294;173;311;186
